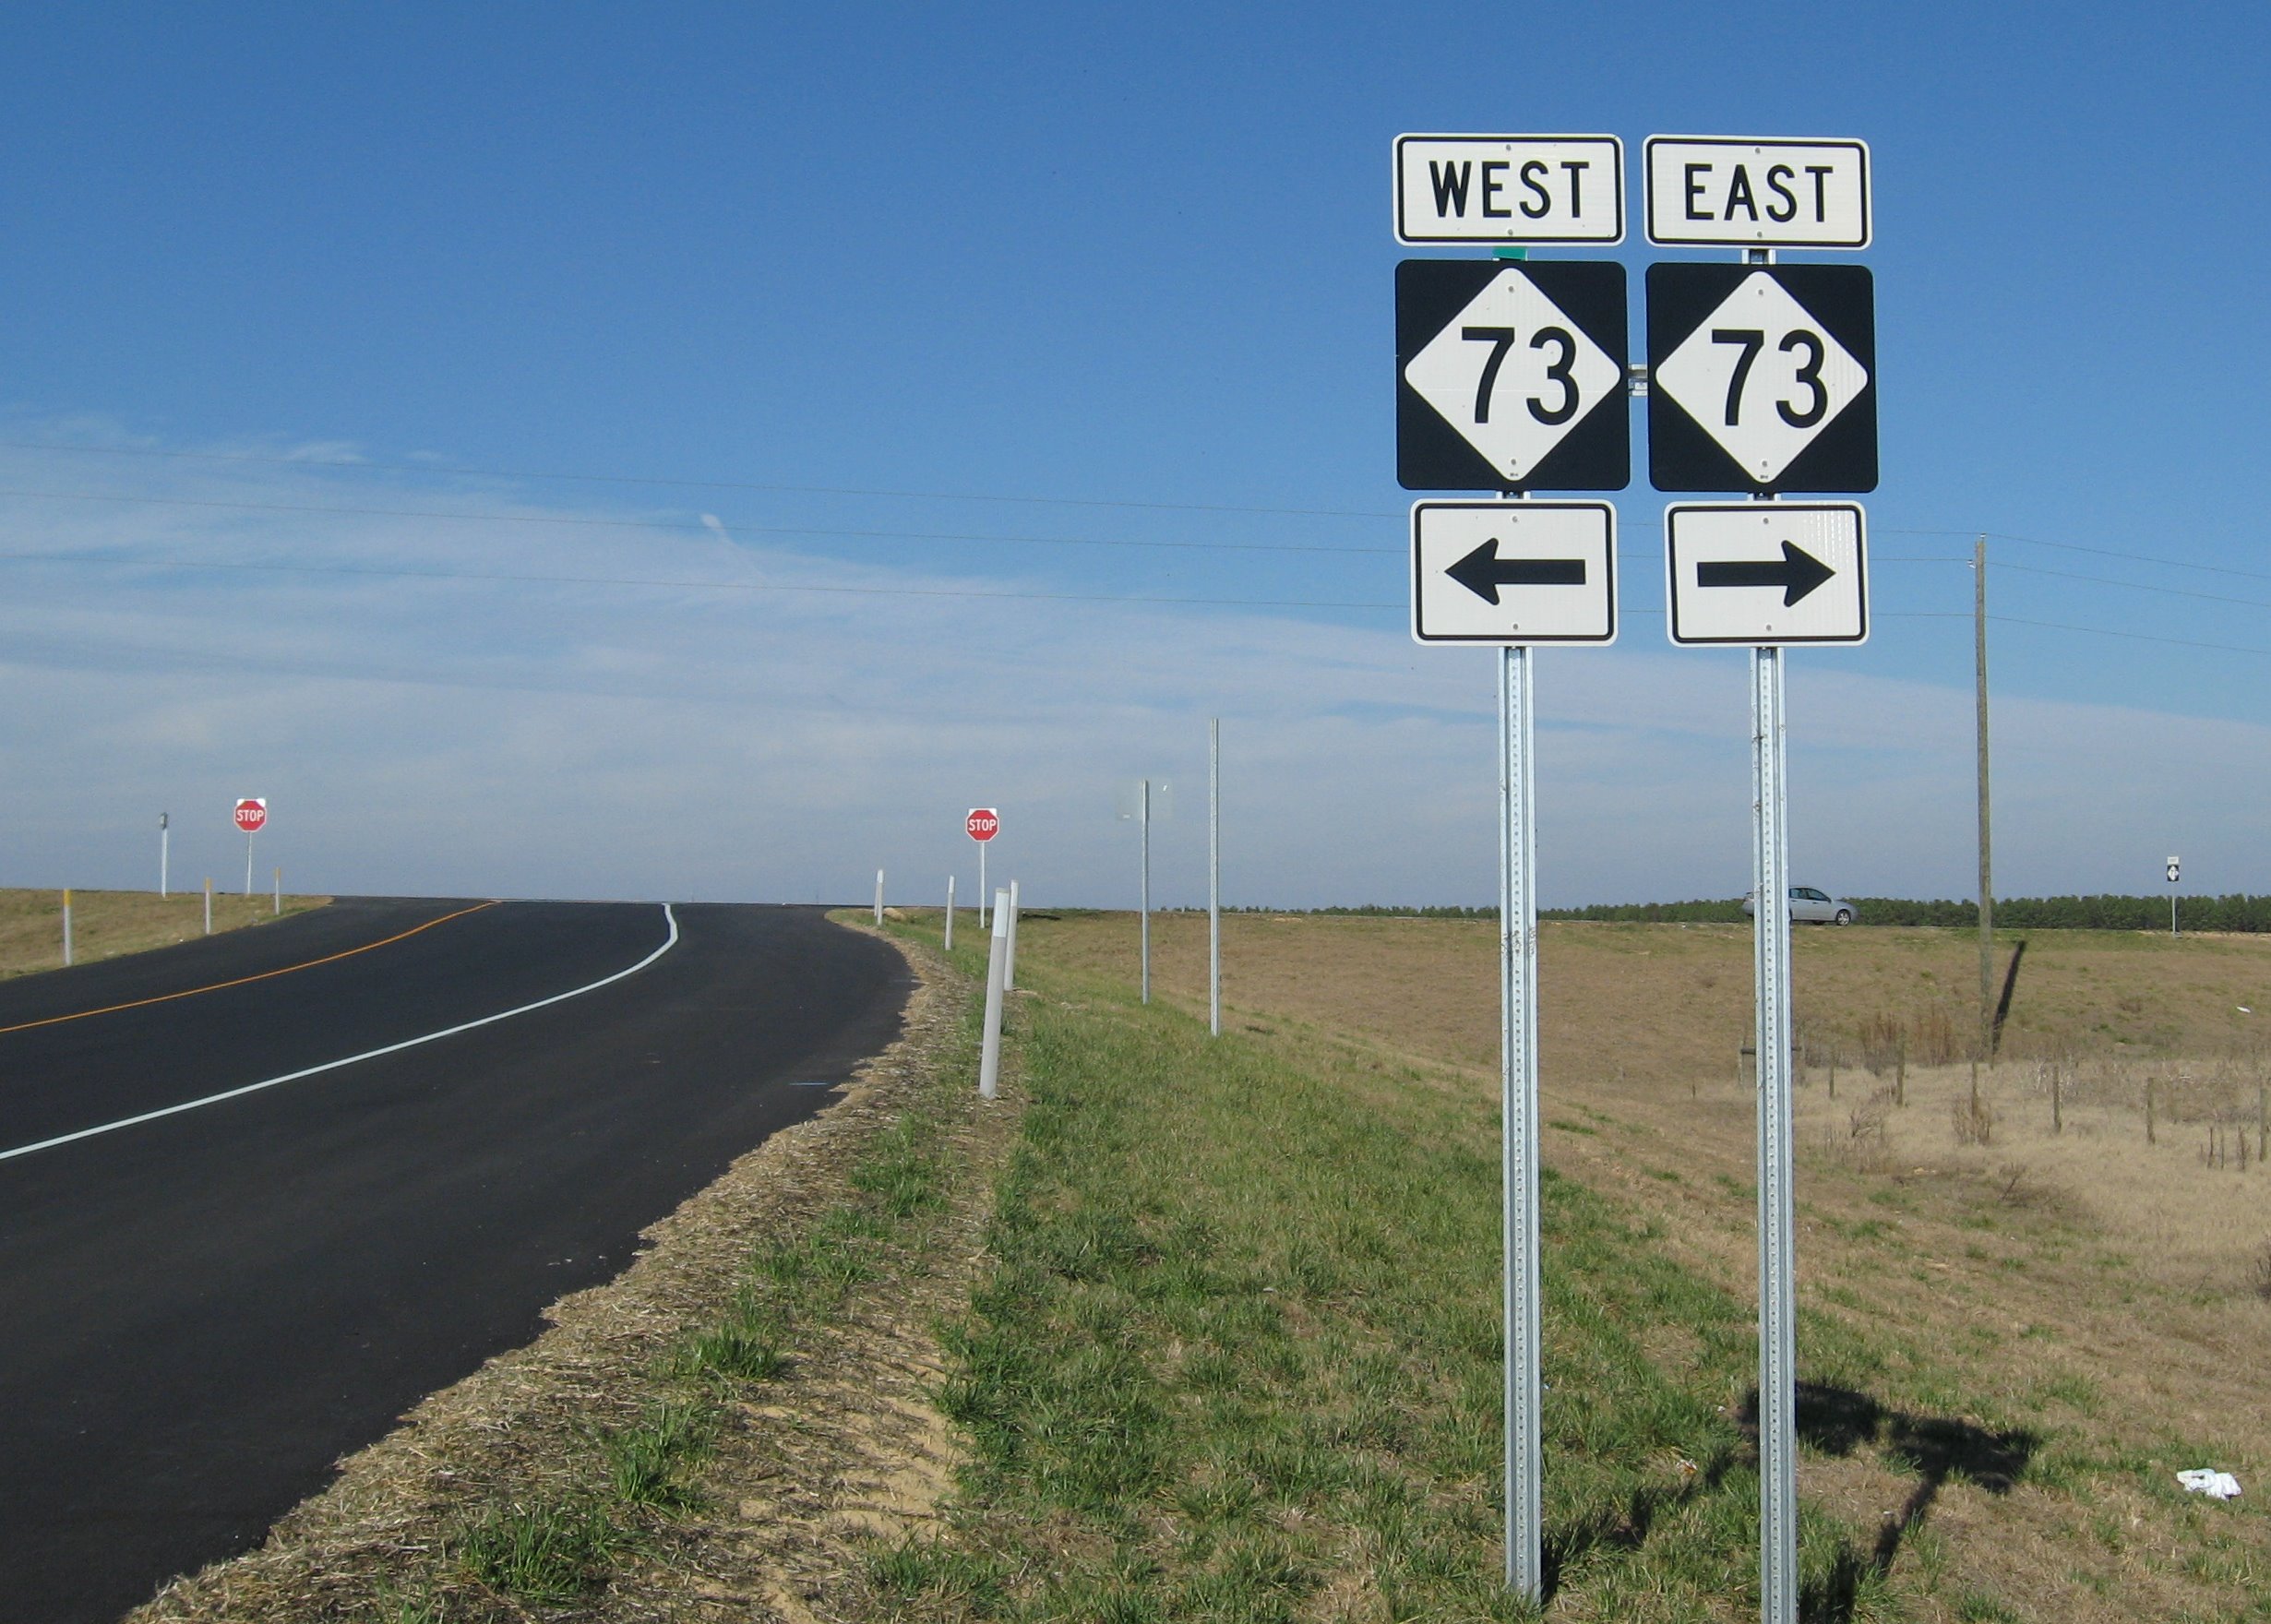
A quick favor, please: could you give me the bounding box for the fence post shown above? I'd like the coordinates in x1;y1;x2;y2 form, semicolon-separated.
978;890;1010;1100
1005;879;1021;991
63;889;73;966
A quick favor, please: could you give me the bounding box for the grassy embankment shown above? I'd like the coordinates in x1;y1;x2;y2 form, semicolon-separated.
0;885;326;977
861;910;2267;1623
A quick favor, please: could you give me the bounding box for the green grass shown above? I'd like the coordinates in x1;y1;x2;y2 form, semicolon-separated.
879;959;1929;1623
445;942;978;1608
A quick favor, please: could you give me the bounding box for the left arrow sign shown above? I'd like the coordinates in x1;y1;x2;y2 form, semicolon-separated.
1448;540;1589;603
1412;501;1617;644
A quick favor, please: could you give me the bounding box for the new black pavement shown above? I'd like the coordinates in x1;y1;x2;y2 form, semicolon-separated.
0;900;911;1623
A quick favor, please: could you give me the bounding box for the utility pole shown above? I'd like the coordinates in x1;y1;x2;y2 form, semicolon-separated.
1975;536;1994;1066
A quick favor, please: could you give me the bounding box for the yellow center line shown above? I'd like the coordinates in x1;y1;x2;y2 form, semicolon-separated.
0;901;502;1036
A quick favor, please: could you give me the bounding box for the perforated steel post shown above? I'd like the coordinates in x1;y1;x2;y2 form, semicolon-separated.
1751;644;1798;1624
1500;643;1542;1602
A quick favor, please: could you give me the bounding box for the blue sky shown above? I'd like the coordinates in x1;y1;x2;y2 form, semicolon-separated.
0;3;2264;907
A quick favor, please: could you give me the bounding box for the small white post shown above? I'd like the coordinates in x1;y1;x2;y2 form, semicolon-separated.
63;889;73;966
944;874;956;951
1140;778;1152;1005
160;813;170;899
1210;718;1221;1037
979;842;988;927
978;890;1010;1100
875;868;885;925
1005;879;1021;991
204;877;213;936
273;866;281;916
245;831;255;897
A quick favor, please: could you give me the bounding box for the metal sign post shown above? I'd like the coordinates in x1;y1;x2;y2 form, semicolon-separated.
1751;643;1799;1624
1209;720;1222;1037
1498;639;1543;1600
2169;855;2181;936
1650;154;1876;1618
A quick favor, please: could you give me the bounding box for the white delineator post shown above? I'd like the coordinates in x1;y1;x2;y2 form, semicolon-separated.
160;812;170;899
273;866;281;916
1140;777;1152;1005
63;890;74;967
1752;643;1799;1624
204;878;213;937
978;890;1010;1100
945;874;956;950
1005;879;1021;991
1210;719;1222;1037
875;868;885;925
1499;644;1543;1603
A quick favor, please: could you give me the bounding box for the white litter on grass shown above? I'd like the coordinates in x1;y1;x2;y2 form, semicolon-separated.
2240;1006;2253;1015
2177;1469;2242;1500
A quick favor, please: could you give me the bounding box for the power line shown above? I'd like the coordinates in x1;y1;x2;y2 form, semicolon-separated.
0;439;1398;520
0;486;1401;556
1993;557;2271;612
0;550;1406;614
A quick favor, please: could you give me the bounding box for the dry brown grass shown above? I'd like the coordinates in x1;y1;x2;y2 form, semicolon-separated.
995;910;2271;1623
0;885;326;978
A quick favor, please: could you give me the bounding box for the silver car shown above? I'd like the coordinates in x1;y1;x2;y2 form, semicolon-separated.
1742;886;1858;925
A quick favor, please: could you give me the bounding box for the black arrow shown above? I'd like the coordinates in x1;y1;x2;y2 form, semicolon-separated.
1446;539;1587;605
1696;540;1835;606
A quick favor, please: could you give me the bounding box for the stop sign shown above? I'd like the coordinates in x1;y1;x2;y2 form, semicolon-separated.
965;807;999;842
234;798;268;834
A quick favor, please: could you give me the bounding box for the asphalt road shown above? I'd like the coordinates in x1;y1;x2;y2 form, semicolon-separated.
0;898;911;1624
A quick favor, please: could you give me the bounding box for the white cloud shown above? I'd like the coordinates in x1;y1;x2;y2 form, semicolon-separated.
0;434;2260;909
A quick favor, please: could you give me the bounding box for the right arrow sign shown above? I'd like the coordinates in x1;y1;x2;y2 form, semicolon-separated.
1647;262;1876;495
1665;502;1867;645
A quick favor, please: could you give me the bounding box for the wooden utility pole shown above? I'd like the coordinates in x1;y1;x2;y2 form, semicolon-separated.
1975;536;1994;1066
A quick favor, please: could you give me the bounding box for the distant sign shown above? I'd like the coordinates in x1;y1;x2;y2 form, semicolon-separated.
1397;258;1630;492
1665;502;1868;646
1410;500;1616;644
1647;262;1876;494
1643;137;1870;248
234;798;268;834
1393;135;1624;245
965;808;999;842
2168;856;2181;885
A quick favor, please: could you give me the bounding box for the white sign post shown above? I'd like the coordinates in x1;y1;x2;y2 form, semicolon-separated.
2169;855;2181;936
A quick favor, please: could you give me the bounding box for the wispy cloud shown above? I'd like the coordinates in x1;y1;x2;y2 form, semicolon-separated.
0;429;2258;907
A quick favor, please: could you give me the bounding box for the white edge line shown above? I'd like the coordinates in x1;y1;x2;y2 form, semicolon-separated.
1;903;681;1164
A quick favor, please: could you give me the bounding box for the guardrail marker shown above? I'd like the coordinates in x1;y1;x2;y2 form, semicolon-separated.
1005;879;1021;991
978;889;1010;1100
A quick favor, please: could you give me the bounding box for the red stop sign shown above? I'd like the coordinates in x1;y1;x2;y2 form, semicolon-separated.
965;807;999;842
234;798;268;834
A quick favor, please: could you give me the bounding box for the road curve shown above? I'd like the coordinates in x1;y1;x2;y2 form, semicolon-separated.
0;899;911;1624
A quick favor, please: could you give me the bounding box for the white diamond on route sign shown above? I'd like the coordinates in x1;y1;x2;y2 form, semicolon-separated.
1652;272;1867;484
1401;268;1621;484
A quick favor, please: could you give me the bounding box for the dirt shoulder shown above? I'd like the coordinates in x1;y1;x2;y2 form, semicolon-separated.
129;917;1005;1624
